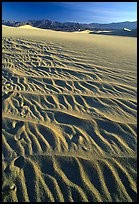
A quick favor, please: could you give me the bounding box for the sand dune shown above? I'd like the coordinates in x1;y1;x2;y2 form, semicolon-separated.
17;25;42;30
90;29;137;37
2;25;137;202
73;30;92;34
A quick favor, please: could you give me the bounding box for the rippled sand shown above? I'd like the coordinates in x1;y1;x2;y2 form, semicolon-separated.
2;25;137;202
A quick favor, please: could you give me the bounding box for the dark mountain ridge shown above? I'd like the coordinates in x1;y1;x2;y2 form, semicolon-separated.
2;19;137;32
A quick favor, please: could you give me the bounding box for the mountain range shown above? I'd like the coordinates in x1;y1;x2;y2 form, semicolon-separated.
2;19;137;32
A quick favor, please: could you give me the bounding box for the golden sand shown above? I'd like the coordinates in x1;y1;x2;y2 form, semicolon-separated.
2;25;137;202
17;25;42;30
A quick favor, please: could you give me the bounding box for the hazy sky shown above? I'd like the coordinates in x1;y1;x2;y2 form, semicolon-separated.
2;2;137;23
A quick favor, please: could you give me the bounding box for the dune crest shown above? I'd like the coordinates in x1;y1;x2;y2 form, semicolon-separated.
17;25;41;30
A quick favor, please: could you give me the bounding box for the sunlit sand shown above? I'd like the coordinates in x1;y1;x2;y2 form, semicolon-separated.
2;25;137;202
18;25;42;30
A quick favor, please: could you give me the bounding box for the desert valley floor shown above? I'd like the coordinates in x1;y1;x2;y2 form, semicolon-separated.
2;25;137;202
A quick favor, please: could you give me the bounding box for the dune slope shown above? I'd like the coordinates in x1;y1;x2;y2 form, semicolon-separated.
2;26;137;202
17;25;43;30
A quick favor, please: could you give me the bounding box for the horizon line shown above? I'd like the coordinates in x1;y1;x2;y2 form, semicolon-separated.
2;19;137;25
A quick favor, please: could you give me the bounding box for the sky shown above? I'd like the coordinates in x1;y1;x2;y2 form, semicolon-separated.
2;2;137;24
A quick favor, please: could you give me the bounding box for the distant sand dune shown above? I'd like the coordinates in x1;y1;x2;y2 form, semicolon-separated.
17;25;42;30
2;26;137;202
73;30;92;34
90;28;137;37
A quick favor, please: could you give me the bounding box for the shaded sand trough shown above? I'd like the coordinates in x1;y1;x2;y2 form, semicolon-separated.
2;25;137;202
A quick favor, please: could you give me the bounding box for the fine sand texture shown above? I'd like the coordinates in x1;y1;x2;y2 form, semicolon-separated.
2;25;137;202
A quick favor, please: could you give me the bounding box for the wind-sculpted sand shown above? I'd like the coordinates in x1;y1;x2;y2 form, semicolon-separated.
2;25;137;202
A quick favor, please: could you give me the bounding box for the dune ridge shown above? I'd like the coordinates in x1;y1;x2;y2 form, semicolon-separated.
2;26;137;202
17;25;42;30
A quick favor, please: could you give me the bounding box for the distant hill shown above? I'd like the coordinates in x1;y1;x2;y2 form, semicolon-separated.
2;19;137;32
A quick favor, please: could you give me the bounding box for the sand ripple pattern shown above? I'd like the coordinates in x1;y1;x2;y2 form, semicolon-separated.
2;37;137;202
